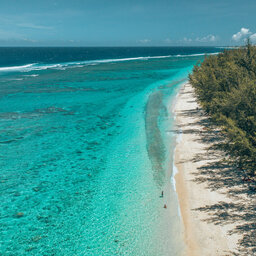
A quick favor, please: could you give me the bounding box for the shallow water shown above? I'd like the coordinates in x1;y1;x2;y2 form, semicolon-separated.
0;48;218;255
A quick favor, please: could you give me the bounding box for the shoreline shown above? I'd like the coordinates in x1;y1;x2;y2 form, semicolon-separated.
173;83;240;256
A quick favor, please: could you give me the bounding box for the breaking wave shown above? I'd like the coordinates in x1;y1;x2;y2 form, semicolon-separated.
0;52;220;73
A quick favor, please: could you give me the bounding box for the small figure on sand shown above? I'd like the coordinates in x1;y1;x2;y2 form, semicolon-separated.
160;191;164;198
164;204;167;209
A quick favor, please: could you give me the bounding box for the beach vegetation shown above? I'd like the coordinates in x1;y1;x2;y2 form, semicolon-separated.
189;42;256;179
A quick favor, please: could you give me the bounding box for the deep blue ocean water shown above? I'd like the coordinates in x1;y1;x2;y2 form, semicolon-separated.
0;47;220;255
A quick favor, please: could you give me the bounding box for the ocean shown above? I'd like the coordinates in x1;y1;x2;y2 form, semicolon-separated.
0;47;220;255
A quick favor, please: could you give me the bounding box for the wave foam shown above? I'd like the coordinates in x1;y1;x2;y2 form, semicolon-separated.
0;64;36;72
23;74;39;77
174;52;219;57
0;52;220;73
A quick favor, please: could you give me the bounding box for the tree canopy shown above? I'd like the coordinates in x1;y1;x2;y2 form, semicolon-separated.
190;42;256;178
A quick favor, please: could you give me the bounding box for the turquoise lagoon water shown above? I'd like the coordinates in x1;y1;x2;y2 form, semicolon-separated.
0;49;213;255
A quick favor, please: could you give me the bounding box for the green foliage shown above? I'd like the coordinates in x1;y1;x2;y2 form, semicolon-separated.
190;43;256;177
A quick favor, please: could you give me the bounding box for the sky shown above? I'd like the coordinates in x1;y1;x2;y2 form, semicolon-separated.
0;0;256;46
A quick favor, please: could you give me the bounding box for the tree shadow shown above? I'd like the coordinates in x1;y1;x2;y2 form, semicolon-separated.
176;89;256;255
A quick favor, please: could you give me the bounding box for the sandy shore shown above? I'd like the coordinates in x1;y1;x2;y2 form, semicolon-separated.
174;83;242;256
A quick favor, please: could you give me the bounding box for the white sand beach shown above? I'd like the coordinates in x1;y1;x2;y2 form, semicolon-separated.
173;83;243;256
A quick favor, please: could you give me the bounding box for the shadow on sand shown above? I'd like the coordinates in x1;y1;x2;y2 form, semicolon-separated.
176;89;256;256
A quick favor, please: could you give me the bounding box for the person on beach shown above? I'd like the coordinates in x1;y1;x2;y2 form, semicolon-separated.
161;191;164;197
164;204;167;209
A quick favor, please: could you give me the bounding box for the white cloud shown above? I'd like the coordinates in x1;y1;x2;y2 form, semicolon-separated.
232;28;256;44
196;34;217;42
183;37;192;42
22;38;38;43
182;35;217;43
138;39;151;44
232;28;251;41
250;33;256;43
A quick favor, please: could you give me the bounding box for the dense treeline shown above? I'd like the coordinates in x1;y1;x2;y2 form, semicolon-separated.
189;42;256;179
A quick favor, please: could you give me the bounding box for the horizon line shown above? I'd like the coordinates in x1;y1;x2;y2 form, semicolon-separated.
0;45;237;48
